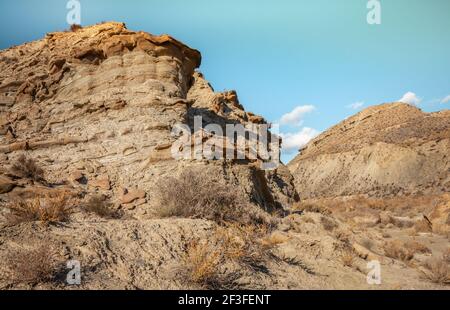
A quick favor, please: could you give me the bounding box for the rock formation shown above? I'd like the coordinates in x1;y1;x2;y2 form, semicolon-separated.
0;22;298;213
288;103;450;199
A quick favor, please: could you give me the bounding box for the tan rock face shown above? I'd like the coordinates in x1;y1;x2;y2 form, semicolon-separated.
288;103;450;199
0;22;298;213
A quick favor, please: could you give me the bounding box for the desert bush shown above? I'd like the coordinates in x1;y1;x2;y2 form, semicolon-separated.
301;215;315;224
295;202;331;215
181;239;224;289
70;24;82;32
320;216;338;231
384;240;414;262
179;223;273;289
83;195;117;218
422;258;450;285
443;248;450;264
156;169;263;225
414;218;432;233
260;231;289;247
5;243;61;284
361;238;375;251
341;250;356;267
404;241;431;255
9;155;45;183
5;194;73;226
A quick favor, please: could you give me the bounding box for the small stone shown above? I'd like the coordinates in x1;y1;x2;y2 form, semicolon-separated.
68;171;87;184
120;189;146;204
0;175;16;194
90;175;110;190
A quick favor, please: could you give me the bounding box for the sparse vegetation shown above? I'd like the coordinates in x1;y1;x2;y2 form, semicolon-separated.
422;258;450;285
5;243;61;284
295;202;331;215
341;250;356;267
404;241;431;255
443;248;450;263
361;238;375;251
9;155;45;183
5;194;73;226
156;169;264;225
414;218;432;233
70;24;83;32
178;223;274;289
384;240;414;262
83;195;117;218
321;216;338;231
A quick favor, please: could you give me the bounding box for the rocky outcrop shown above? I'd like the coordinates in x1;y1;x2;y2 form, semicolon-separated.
288;103;450;199
0;22;298;214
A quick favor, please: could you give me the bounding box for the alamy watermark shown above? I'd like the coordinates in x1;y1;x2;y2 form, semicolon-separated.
367;260;382;285
367;0;381;25
66;260;81;285
170;116;281;170
66;0;81;26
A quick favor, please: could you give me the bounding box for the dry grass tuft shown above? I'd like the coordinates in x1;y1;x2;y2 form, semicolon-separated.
70;24;83;32
414;219;433;233
321;216;338;231
4;194;73;226
361;238;375;251
156;169;264;225
443;248;450;264
294;202;331;215
5;242;61;284
422;258;450;285
179;223;273;289
384;240;414;262
404;240;431;255
341;250;356;267
83;195;117;218
9;155;45;183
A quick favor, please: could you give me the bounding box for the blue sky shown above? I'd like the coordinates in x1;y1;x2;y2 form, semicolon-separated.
0;0;449;162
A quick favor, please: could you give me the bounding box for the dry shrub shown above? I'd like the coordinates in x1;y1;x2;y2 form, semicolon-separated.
9;155;45;183
404;241;431;255
384;240;414;262
157;169;263;225
422;258;450;285
414;219;432;233
179;223;273;289
321;216;338;231
334;229;351;245
302;216;315;224
70;24;82;32
361;238;375;251
5;242;61;284
5;194;73;226
295;202;331;215
443;248;450;264
341;250;356;267
182;240;224;288
390;217;414;229
260;231;289;247
83;195;117;218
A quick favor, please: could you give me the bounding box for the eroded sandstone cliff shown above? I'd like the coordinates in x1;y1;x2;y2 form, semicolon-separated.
0;22;298;214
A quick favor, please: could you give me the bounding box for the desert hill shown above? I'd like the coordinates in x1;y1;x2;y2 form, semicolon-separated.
288;102;450;199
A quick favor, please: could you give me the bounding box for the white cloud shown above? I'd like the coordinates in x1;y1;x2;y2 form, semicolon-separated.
398;92;422;105
346;101;364;109
280;105;315;126
280;127;320;154
441;95;450;104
